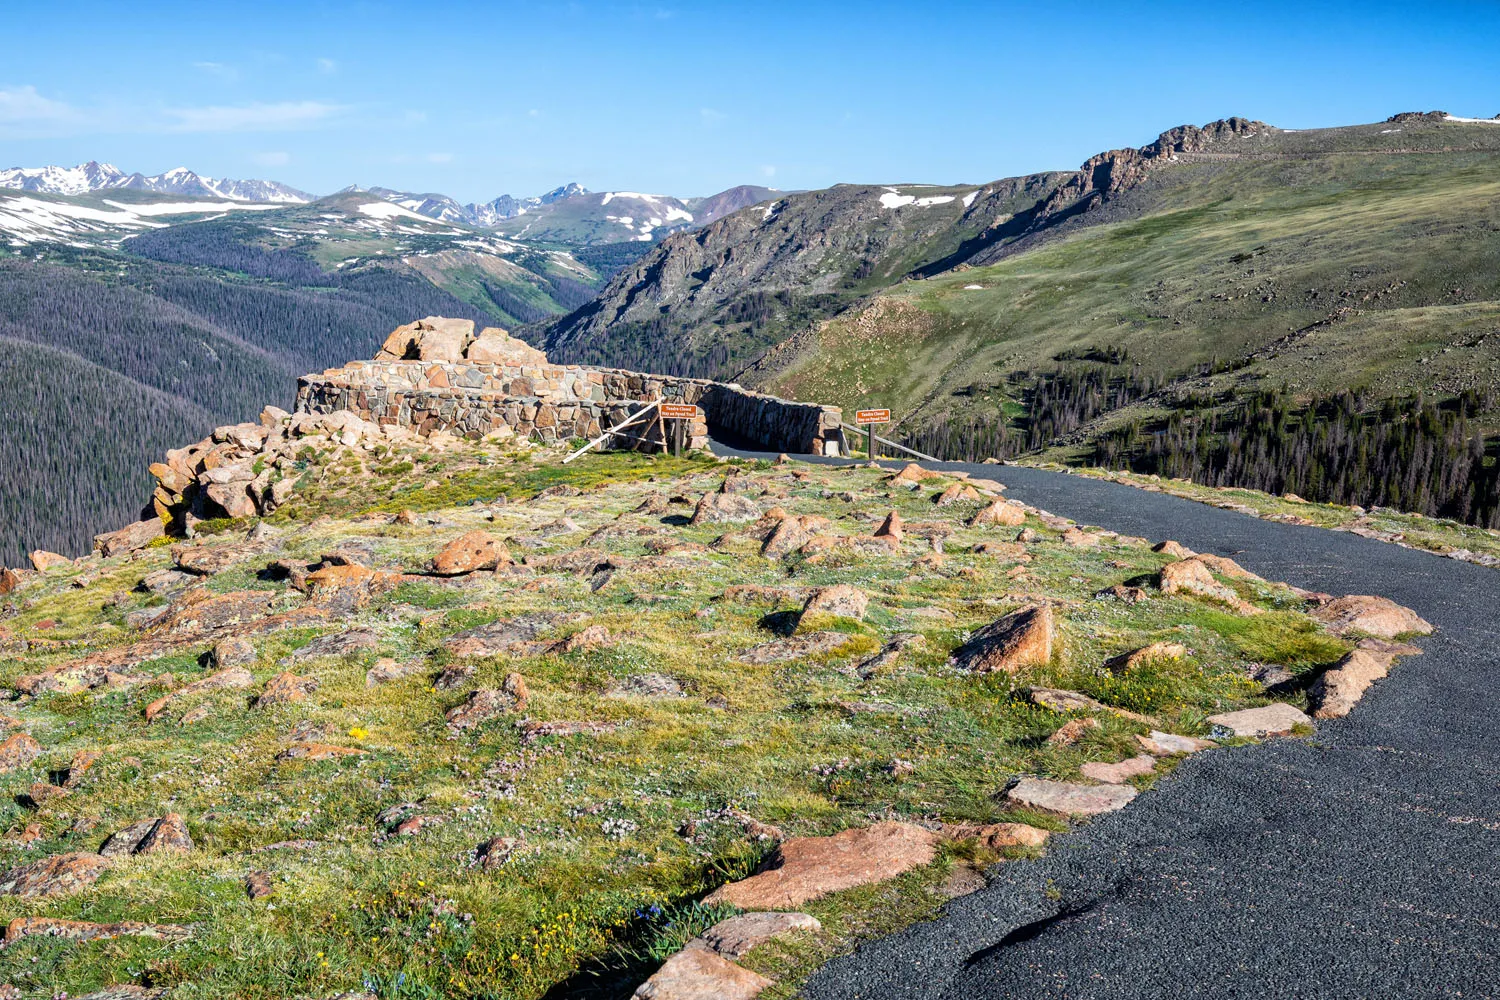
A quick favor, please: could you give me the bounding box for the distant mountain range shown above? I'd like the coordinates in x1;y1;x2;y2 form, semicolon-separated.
363;183;779;245
2;162;781;246
0;161;312;203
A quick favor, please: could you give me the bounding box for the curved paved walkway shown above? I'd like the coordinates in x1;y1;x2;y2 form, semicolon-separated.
719;449;1500;999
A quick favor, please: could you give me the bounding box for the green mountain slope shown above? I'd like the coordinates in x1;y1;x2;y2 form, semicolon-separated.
541;112;1500;523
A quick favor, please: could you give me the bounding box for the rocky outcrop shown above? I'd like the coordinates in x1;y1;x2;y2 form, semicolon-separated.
142;404;426;529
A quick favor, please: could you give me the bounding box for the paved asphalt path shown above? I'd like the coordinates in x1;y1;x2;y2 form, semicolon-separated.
717;448;1500;999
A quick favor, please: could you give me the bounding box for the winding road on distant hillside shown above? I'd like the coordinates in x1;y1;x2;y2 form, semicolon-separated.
716;447;1500;999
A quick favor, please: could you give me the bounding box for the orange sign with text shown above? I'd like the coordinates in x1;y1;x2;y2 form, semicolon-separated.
660;403;701;419
855;408;891;424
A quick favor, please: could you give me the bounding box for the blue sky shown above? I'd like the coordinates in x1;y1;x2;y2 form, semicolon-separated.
2;0;1497;201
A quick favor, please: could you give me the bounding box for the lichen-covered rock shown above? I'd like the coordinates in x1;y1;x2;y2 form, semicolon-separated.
0;852;110;897
949;605;1054;674
800;584;869;621
0;733;42;772
254;671;319;708
431;530;512;575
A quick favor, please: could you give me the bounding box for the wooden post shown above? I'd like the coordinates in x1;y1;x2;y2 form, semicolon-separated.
867;423;876;460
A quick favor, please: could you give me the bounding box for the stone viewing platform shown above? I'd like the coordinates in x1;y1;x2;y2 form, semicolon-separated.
295;316;847;456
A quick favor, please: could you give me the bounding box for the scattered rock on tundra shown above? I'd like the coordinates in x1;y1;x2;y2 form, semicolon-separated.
1310;594;1433;639
968;499;1026;527
1207;702;1313;737
632;941;774;1000
1006;777;1137;817
800;583;869;621
704;821;939;909
695;911;821;961
0;733;42;772
949;605;1054;674
1080;754;1157;784
431;530;512;575
0;852;111;897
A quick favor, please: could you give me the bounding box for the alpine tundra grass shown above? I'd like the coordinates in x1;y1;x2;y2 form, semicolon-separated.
0;440;1376;999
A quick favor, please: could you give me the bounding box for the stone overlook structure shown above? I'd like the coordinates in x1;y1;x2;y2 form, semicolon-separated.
294;317;847;456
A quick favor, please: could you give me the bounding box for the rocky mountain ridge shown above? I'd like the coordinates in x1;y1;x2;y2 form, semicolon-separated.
0;161;311;202
536;117;1281;379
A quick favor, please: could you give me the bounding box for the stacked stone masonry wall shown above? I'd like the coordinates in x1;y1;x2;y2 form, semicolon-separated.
294;361;846;455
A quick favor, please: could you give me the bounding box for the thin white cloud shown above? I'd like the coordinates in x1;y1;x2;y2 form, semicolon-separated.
403;109;428;124
163;100;347;133
760;164;777;178
700;107;726;126
254;151;291;167
0;85;82;129
316;57;337;75
192;61;240;82
426;152;453;164
0;85;348;138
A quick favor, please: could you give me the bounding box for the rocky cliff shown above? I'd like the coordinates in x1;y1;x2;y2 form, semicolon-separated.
537;119;1274;383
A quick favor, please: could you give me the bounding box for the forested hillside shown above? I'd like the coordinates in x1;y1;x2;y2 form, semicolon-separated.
0;252;500;562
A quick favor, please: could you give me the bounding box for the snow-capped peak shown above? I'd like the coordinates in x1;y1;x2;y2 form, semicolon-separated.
0;161;311;202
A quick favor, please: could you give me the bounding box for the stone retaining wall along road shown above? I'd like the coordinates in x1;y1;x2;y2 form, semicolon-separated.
294;360;846;455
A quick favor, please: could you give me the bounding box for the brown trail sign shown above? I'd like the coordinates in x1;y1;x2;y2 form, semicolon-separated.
660;402;701;456
854;408;891;459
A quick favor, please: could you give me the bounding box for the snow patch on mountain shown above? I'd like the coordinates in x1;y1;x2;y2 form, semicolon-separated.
879;187;957;209
0;161;310;202
0;193;288;246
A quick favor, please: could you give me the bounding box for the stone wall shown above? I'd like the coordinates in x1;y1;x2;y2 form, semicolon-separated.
294;360;846;455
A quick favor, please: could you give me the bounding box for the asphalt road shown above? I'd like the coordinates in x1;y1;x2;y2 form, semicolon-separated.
718;449;1500;1000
